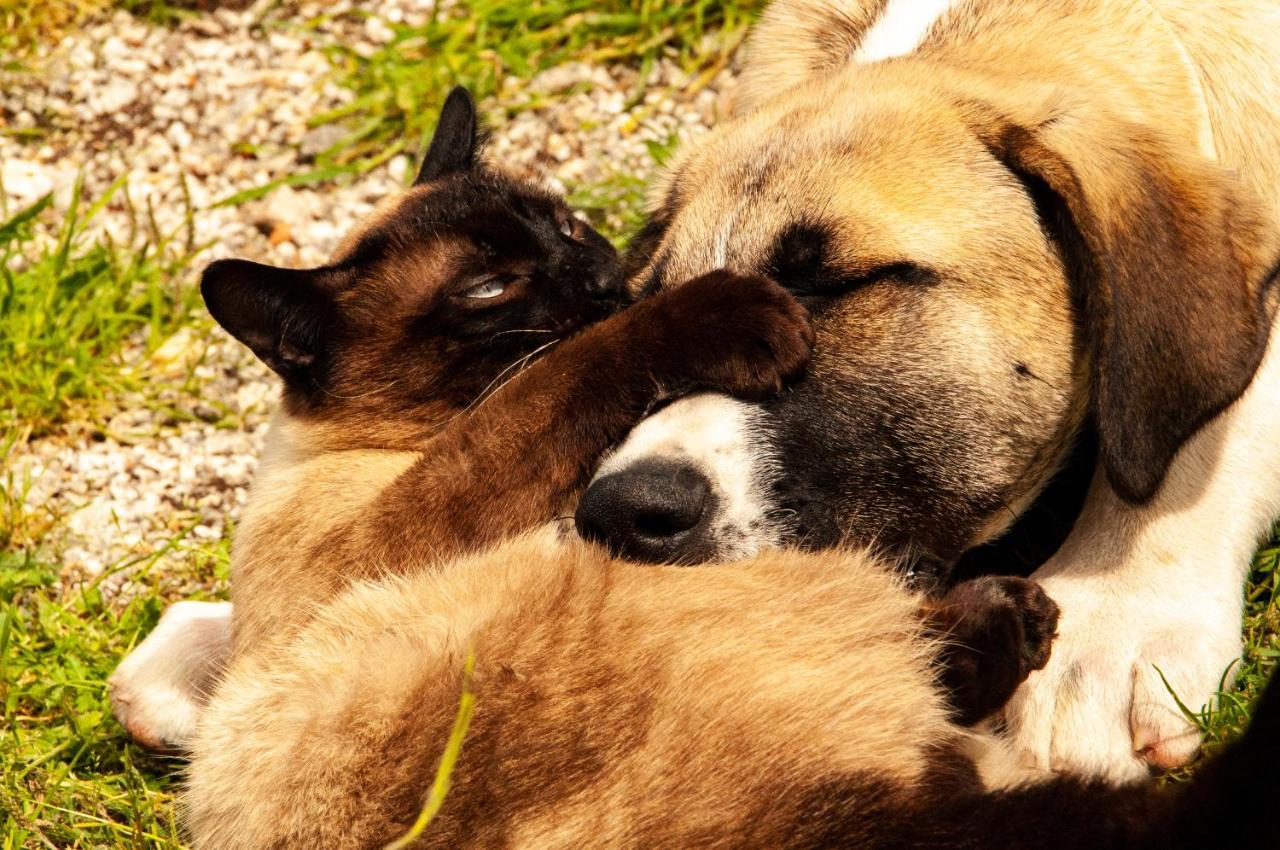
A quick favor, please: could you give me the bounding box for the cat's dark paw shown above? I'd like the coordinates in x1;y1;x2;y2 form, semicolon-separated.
923;576;1060;725
993;576;1060;674
653;271;814;400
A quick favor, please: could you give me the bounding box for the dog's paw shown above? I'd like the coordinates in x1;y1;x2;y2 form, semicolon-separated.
1001;570;1241;781
109;600;233;753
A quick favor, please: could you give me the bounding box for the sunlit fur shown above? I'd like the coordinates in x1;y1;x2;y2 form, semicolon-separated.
591;0;1280;776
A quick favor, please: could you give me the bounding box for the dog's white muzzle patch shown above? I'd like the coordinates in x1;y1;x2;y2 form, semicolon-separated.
594;392;785;559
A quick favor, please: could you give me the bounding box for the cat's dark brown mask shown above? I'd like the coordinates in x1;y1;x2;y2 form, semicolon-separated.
201;87;620;442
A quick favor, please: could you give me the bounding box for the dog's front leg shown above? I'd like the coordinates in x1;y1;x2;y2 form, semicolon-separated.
1002;325;1280;780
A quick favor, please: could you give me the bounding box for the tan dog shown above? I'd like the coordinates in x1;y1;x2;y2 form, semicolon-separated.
575;0;1280;779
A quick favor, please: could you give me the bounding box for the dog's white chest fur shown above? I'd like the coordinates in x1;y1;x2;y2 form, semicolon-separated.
854;0;960;63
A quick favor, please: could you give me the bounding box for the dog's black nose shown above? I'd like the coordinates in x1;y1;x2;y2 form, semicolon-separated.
575;459;715;563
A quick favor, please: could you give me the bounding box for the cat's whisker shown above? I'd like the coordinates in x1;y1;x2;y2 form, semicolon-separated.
465;344;559;417
492;328;557;338
310;375;404;400
463;338;562;414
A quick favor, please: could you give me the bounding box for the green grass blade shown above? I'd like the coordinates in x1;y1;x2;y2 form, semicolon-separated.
382;651;477;850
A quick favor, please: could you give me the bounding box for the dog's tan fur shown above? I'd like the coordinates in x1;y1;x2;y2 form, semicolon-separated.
187;538;972;849
585;0;1280;776
159;2;1280;841
634;0;1280;536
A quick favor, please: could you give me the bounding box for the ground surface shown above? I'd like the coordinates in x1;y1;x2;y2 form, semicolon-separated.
0;1;1275;847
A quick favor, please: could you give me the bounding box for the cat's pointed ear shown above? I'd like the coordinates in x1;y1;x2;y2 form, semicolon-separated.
414;86;479;184
201;259;350;382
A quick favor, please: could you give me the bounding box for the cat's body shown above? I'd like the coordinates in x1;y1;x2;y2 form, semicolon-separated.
186;532;1278;849
185;539;1015;848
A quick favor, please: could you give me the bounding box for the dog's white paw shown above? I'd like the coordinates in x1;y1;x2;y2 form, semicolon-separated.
109;600;232;752
1002;569;1242;781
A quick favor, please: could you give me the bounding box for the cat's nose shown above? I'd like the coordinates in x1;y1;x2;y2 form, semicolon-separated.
588;266;620;299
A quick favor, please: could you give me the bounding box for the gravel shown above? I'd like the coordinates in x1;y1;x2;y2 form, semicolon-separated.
1;0;740;601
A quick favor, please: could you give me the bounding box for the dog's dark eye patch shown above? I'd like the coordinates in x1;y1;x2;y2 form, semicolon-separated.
768;222;833;289
767;221;937;296
837;261;938;289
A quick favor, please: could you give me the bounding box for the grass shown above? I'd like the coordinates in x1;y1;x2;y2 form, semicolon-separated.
215;0;760;206
0;181;202;443
1165;527;1280;782
0;160;219;848
0;180;224;846
0;538;229;850
0;0;227;57
382;652;477;850
0;0;1277;846
0;0;114;59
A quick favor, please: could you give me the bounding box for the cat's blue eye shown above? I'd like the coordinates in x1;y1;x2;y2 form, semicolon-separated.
461;278;506;299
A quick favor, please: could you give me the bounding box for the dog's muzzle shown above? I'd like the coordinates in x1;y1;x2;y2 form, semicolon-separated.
574;393;786;563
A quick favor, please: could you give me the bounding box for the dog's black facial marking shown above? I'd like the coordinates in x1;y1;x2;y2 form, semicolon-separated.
767;221;939;300
760;357;1019;579
767;221;837;295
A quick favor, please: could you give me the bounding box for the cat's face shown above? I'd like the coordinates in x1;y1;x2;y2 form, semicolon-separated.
201;88;619;440
319;169;619;415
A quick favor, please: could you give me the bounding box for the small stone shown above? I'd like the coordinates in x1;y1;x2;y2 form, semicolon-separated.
193;403;221;423
298;123;347;161
268;220;292;246
1;158;53;205
387;154;410;184
165;121;193;150
363;16;395;44
89;78;139;115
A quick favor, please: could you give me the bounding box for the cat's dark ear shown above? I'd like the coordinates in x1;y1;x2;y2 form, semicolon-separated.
201;259;350;382
414;86;479;184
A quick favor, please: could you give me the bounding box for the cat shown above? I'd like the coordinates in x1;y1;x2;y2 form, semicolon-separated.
186;531;1276;849
132;88;1276;850
108;86;814;751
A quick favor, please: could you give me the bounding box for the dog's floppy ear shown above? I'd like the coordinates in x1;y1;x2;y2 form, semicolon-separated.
414;86;479;184
976;107;1278;502
201;259;351;382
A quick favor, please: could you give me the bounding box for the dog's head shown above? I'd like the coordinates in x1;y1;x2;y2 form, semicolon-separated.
202;88;619;448
576;67;1278;573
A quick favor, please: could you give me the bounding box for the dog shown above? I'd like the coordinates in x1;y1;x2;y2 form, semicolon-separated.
573;0;1280;780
